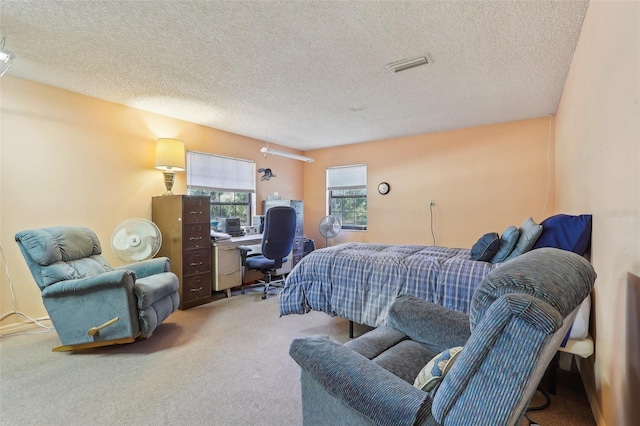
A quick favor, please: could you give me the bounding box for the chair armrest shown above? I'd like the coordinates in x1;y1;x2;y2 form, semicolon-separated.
387;295;471;351
114;257;171;278
431;294;566;425
290;335;433;425
237;246;253;265
134;272;179;308
41;270;134;298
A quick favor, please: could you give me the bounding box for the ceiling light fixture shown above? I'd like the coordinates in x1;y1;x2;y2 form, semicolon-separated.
386;56;428;73
260;147;314;163
0;37;15;77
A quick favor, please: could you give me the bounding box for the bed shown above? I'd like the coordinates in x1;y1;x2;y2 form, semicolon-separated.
278;214;594;339
278;243;500;327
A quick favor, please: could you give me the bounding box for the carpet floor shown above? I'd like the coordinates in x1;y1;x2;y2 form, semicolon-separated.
0;287;595;425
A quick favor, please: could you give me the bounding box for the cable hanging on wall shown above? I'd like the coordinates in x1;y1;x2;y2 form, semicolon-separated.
541;114;553;219
429;199;437;246
0;244;52;337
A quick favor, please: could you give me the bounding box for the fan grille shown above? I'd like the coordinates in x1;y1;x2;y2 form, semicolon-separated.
111;218;162;262
319;215;342;246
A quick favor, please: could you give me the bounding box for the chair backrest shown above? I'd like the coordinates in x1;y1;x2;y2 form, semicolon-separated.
261;206;297;262
430;248;596;425
15;227;112;290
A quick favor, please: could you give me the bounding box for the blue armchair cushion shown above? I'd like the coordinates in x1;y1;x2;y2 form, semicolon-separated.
134;273;179;309
490;225;520;263
503;217;543;261
246;255;288;270
40;270;134;298
386;295;470;351
15;227;108;289
16;226;101;266
532;214;592;255
290;335;434;425
414;346;463;392
470;248;596;330
469;232;500;261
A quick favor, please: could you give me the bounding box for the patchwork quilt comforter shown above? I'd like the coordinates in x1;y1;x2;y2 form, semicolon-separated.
278;242;501;327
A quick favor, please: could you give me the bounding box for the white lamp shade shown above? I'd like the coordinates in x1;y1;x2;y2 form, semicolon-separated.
155;138;185;171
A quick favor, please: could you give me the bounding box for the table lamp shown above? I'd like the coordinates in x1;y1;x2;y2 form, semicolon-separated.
155;138;185;195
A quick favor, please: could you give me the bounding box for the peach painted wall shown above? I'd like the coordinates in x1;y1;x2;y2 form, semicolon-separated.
554;2;640;425
0;76;303;331
303;117;556;249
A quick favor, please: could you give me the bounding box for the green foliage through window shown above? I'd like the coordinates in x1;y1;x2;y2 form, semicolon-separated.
188;187;251;225
329;188;367;230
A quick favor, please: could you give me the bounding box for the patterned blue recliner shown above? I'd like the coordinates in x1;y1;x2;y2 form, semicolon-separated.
290;248;596;425
15;226;180;351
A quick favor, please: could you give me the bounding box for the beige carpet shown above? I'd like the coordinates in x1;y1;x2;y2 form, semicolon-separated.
0;288;595;425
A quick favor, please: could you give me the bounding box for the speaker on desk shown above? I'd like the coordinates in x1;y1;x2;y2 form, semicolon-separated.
253;215;265;234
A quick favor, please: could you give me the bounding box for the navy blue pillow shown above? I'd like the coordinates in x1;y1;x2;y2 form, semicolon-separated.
470;232;500;262
532;214;592;255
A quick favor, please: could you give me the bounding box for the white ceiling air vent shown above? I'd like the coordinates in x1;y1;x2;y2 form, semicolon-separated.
386;56;428;74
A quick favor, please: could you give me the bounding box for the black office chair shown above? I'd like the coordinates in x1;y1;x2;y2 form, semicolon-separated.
239;206;297;299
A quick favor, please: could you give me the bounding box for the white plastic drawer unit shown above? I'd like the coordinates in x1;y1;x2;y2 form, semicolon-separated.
215;244;242;291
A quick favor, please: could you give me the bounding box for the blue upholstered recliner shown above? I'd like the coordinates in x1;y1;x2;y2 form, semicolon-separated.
289;248;596;425
15;226;180;351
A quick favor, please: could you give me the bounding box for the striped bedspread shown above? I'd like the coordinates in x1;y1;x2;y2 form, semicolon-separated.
278;242;501;327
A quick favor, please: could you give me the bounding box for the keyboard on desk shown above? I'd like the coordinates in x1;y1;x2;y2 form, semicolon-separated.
211;230;231;241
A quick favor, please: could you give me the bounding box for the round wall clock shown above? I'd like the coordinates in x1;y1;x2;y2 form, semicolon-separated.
377;182;390;195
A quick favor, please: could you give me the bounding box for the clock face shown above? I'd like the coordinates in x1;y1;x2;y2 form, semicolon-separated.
378;182;390;195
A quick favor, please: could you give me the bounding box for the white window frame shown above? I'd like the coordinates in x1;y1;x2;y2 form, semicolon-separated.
326;164;367;231
186;151;256;225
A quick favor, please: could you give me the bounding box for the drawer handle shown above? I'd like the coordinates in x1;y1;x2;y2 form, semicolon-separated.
190;262;203;266
189;236;203;241
223;271;236;275
190;287;203;292
189;211;202;215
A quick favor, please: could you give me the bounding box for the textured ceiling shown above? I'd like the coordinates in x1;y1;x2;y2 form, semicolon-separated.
0;0;589;150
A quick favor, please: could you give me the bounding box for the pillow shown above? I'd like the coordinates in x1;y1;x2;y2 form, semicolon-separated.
490;226;520;263
503;217;543;261
532;214;592;255
470;232;500;261
414;346;463;392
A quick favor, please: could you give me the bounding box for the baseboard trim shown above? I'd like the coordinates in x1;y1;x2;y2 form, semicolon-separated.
0;319;53;337
577;356;605;425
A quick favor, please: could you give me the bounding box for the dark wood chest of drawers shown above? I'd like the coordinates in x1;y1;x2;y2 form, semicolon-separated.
152;195;212;309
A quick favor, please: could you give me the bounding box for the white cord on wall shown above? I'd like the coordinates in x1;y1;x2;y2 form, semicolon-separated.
541;114;553;219
0;243;52;337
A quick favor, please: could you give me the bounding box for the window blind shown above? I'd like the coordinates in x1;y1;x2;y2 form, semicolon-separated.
327;164;367;190
187;151;255;192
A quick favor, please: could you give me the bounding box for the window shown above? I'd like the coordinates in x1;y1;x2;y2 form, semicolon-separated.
327;164;367;230
187;151;255;225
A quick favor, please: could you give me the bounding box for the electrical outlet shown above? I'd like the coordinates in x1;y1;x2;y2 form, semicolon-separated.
430;199;436;206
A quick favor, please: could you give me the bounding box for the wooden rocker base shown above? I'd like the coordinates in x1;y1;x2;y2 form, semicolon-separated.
52;336;138;352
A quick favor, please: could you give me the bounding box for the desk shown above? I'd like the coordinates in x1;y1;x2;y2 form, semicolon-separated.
227;234;264;245
212;235;260;297
212;234;293;297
